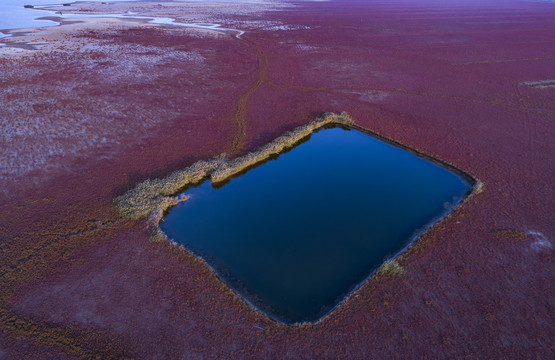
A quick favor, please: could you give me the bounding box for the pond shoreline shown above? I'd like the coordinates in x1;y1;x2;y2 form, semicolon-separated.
115;112;480;223
115;112;480;325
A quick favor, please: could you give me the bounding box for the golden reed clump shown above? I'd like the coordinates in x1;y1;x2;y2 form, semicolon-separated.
378;260;405;277
114;112;354;220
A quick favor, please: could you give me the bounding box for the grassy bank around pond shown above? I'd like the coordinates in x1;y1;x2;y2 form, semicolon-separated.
114;112;354;220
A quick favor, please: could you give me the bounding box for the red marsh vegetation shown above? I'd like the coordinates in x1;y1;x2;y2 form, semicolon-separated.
0;0;553;358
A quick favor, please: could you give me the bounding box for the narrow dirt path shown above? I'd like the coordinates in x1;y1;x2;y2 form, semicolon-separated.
229;37;269;154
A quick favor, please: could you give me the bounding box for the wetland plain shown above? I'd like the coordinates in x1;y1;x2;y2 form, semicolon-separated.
0;0;553;359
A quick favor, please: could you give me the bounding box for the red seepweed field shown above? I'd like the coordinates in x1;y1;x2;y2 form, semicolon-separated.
0;0;553;358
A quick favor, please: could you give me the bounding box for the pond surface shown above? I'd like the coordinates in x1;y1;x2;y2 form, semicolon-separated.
161;127;472;324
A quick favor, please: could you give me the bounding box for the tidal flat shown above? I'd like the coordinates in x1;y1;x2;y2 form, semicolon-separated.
0;0;553;359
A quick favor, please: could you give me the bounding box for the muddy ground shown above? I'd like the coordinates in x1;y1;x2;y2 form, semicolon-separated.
0;0;553;358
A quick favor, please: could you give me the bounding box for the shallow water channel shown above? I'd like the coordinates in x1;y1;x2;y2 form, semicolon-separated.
161;126;472;324
0;0;242;45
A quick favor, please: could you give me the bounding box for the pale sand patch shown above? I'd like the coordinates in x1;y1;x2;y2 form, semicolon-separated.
0;0;299;195
0;16;229;57
0;19;218;195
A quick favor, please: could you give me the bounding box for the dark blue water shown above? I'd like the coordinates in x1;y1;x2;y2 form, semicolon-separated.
161;127;472;324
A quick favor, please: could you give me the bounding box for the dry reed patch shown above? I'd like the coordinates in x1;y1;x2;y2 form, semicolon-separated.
114;112;353;220
378;260;406;277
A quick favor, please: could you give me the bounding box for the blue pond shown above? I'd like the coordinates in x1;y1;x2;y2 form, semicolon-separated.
161;126;472;324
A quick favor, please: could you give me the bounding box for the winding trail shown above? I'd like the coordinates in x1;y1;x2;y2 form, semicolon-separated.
229;37;269;154
1;2;258;154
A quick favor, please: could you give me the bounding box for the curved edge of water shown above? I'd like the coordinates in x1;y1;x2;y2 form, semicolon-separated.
0;3;245;49
114;113;354;220
116;112;482;326
160;186;475;326
303;174;477;326
284;123;480;326
206;124;479;326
